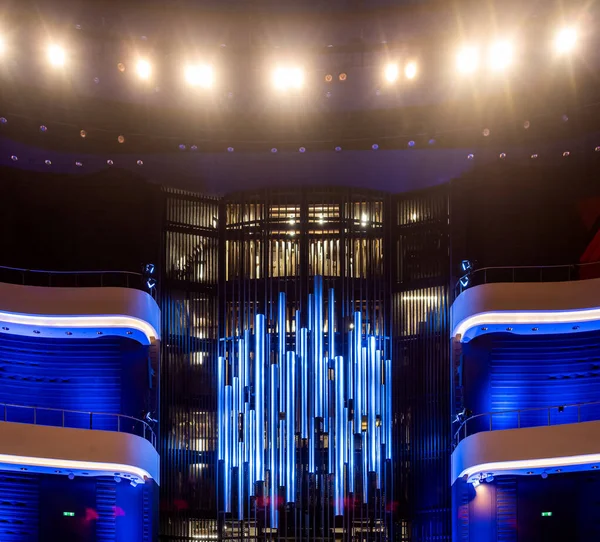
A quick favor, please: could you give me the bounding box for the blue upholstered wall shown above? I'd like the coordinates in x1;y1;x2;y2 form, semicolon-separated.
462;330;600;429
0;334;149;418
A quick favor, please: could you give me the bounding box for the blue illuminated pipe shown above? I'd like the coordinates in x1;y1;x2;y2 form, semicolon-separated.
279;420;285;488
218;356;225;461
300;327;308;439
238;339;245;412
286;351;296;503
232;377;239;468
324;355;329;432
375;425;381;490
385;359;392;460
309;417;315;473
348;330;354;401
270;364;278;527
334;356;345;515
353;312;362;429
224;385;232;513
248;410;255;496
314;277;324;419
362;432;368;503
255;314;265;482
328;421;334;475
348;419;355;494
368;336;376;473
361;346;367;423
328;288;335;360
244;330;251;391
278;292;286;413
244;403;250;464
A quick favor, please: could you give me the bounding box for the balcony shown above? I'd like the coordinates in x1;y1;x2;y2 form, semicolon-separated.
452;263;600;342
0;403;158;485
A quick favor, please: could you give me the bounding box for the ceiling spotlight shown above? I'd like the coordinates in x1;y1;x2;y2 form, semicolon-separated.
467;153;474;160
489;40;514;71
227;147;234;152
45;159;51;165
47;44;66;67
384;63;399;83
499;152;506;159
185;64;214;88
335;146;342;152
117;135;125;144
372;144;379;150
541;472;548;479
107;159;114;165
68;472;75;480
408;141;415;147
456;45;479;74
563;151;570;157
80;130;87;138
554;27;577;55
10;155;17;161
271;148;278;153
273;67;304;90
136;59;152;80
299;147;306;153
117;62;125;72
137;159;144;166
404;61;417;80
339;72;347;81
325;74;333;82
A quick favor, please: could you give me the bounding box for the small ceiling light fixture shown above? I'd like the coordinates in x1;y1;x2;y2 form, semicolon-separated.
384;63;399;83
0;117;7;124
339;72;347;81
75;161;82;167
68;472;75;480
372;144;379;150
80;130;87;138
299;147;306;153
107;159;114;165
499;153;507;159
541;472;548;479
45;159;52;165
467;153;474;160
482;128;490;137
408;141;415;147
179;144;186;151
117;62;126;72
47;44;66;67
404;61;417;80
488;40;514;72
563;151;570;157
554;27;578;55
136;59;152;80
325;74;333;82
40;125;47;133
273;66;304;90
117;135;125;144
524;120;531;129
10;155;18;161
191;145;198;151
137;160;144;166
531;153;538;159
227;147;234;153
456;45;479;74
271;148;278;153
335;146;342;152
185;64;214;88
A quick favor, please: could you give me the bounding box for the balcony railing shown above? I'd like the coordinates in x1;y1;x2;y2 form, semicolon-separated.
453;400;600;448
454;261;600;298
0;265;147;292
0;403;157;450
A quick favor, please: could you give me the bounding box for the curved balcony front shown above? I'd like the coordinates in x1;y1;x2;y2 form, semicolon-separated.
452;402;600;484
0;404;158;485
452;273;600;342
0;279;160;345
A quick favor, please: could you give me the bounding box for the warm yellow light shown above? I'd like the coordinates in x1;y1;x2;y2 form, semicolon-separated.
47;44;66;67
488;41;514;71
456;45;479;74
554;27;577;54
384;63;399;83
136;59;152;80
273;67;304;90
404;61;417;80
0;37;5;56
185;64;214;88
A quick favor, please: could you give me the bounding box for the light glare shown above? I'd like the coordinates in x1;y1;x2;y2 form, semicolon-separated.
47;45;66;67
136;59;152;80
384;63;399;83
554;27;577;54
456;46;479;74
273;67;304;90
404;61;417;80
185;64;214;88
489;41;514;71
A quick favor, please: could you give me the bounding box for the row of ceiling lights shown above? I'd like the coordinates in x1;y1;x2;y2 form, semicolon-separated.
0;27;580;90
7;147;600;166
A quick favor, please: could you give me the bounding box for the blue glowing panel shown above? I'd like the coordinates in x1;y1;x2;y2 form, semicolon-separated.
218;277;391;522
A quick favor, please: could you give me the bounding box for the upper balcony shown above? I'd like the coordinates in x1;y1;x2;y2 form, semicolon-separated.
452;262;600;343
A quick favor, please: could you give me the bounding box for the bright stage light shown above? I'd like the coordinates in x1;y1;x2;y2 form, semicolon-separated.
404;61;417;80
47;44;66;67
489;40;514;71
185;64;214;88
384;63;399;83
273;66;304;90
554;27;577;54
456;46;479;74
136;59;152;80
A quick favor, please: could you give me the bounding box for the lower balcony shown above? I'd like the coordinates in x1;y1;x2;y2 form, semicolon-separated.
0;403;159;486
452;401;600;485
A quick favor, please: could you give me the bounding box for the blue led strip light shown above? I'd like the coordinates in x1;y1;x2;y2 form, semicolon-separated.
218;277;391;524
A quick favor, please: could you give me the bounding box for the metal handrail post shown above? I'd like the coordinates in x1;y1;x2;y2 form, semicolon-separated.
518;410;520;429
489;415;492;431
90;412;93;430
33;407;36;425
118;415;121;433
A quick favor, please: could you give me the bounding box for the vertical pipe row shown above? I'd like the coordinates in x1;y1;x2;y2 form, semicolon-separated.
255;314;265;482
286;351;296;503
270;364;278;527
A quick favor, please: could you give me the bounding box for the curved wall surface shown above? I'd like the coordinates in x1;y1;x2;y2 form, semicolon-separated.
0;282;160;345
